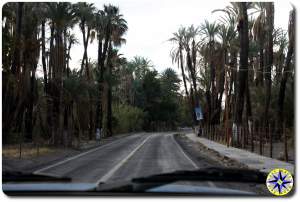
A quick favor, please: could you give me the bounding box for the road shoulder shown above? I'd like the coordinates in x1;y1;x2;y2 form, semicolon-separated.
184;133;294;175
3;132;144;173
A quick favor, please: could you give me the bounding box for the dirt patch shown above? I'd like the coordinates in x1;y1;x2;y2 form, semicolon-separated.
173;133;271;196
3;145;57;159
174;133;248;169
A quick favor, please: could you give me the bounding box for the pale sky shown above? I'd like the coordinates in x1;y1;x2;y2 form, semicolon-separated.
65;0;293;73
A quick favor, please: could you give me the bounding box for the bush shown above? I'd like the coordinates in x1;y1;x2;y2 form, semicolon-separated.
112;104;145;133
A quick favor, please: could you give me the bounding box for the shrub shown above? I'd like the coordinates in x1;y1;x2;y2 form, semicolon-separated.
112;104;145;133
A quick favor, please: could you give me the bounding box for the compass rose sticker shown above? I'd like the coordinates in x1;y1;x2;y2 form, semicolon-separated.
266;168;293;196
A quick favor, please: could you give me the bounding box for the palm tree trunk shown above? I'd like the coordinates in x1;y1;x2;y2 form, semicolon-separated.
95;39;103;132
277;8;295;132
234;3;249;126
11;2;23;75
179;46;189;98
264;2;274;127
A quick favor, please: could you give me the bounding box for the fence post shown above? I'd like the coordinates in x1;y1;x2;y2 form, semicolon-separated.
19;134;22;159
283;123;288;162
244;121;248;149
211;125;216;141
269;123;272;158
241;125;244;148
251;122;254;152
259;125;263;155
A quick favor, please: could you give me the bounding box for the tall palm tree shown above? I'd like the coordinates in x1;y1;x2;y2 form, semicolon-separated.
263;2;274;127
273;28;288;83
11;2;23;75
46;2;76;145
169;27;197;123
95;4;128;137
214;23;236;124
184;25;199;103
169;27;189;99
233;2;249;129
199;20;219;124
252;2;267;86
277;8;295;131
73;2;96;79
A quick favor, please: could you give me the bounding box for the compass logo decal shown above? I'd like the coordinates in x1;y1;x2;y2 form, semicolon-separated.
266;168;293;196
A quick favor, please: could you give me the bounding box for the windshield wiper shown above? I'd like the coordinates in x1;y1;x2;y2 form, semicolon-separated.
3;171;71;183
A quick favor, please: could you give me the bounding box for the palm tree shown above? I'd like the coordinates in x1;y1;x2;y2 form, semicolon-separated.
233;2;249;130
252;2;267;86
273;28;288;83
277;8;295;132
169;28;197;123
131;56;152;80
11;2;23;75
95;4;128;137
73;3;96;79
46;2;76;145
263;2;274;127
214;24;236;124
169;27;189;99
199;20;219;124
65;32;79;75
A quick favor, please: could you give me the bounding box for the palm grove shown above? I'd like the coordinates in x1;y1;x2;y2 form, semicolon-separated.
2;2;190;146
169;2;294;143
2;2;295;147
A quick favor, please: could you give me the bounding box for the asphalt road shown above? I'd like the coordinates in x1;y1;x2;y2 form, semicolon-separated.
34;132;199;184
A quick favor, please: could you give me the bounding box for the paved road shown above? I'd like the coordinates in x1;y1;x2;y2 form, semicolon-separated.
35;133;199;184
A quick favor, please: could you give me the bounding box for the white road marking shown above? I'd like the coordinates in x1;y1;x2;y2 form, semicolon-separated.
96;135;152;184
171;134;199;169
34;135;139;174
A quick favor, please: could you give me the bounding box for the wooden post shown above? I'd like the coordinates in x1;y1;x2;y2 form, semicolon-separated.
269;123;272;158
244;125;247;149
251;122;254;152
241;125;245;148
259;125;263;155
19;135;22;159
213;125;215;141
245;125;247;148
226;124;229;147
211;125;216;140
283;123;288;162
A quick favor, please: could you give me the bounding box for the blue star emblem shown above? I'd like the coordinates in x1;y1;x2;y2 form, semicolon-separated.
268;170;292;194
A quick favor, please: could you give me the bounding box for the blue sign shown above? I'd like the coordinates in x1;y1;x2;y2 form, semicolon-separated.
195;107;203;120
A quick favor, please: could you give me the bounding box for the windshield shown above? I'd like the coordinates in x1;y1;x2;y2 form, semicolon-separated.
2;0;295;197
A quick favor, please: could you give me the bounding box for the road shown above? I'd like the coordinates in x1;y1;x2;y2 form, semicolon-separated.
34;133;199;184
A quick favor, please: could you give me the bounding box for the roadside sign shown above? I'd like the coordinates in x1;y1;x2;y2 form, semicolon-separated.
195;107;203;120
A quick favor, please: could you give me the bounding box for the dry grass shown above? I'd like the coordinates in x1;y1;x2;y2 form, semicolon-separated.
2;145;56;159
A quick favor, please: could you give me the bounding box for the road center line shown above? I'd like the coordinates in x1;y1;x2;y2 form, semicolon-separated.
34;135;138;174
171;134;199;169
96;135;152;184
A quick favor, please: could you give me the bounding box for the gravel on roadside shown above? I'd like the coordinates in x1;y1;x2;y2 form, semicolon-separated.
3;132;143;173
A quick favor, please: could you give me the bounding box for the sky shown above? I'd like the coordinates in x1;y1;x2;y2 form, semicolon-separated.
67;0;293;73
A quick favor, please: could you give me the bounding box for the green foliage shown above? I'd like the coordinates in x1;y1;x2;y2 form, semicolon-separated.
112;104;145;133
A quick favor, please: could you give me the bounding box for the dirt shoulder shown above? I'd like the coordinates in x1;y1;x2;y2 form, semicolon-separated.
174;133;271;196
174;133;248;169
2;132;141;173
